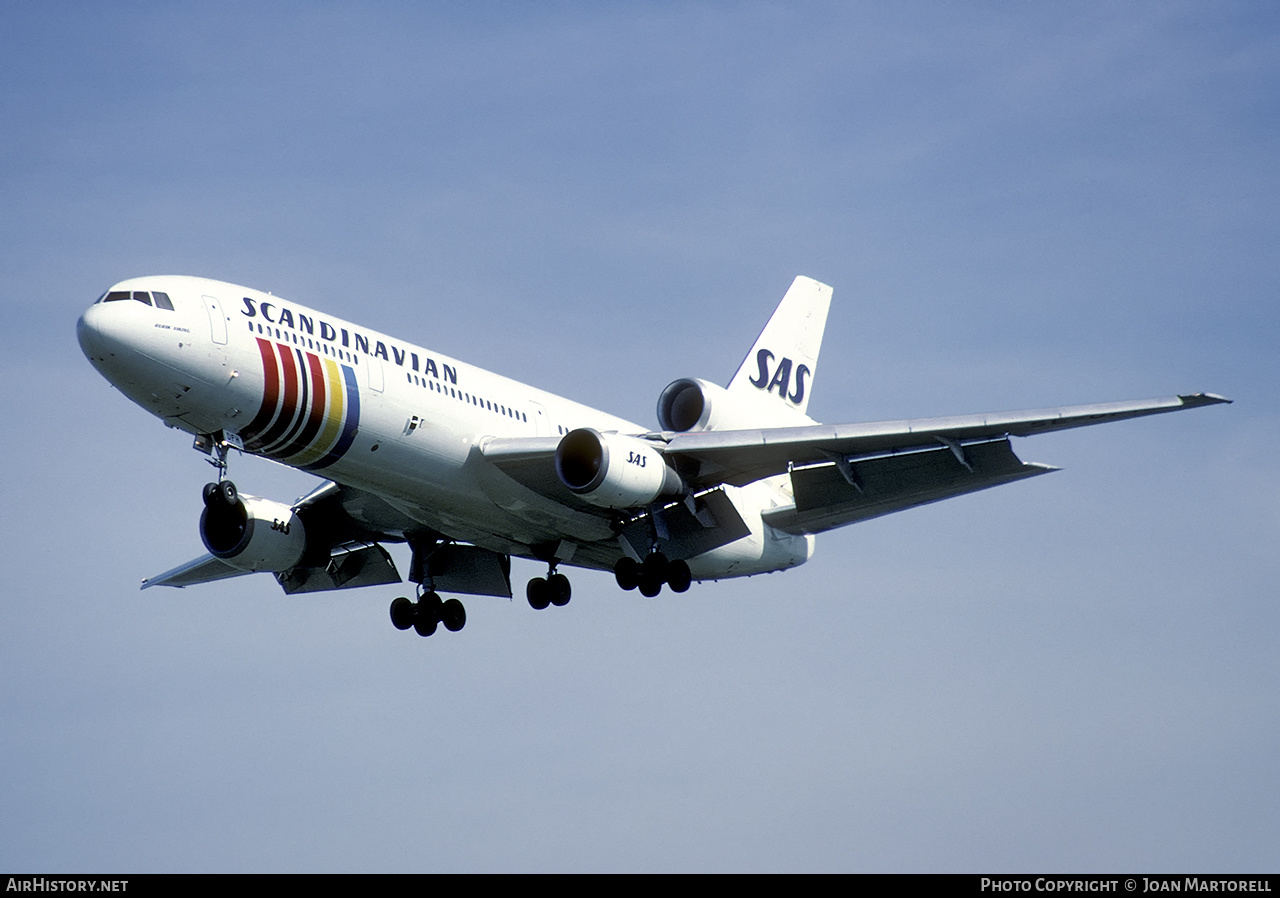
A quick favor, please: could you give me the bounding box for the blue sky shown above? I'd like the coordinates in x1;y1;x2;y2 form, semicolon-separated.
2;2;1277;872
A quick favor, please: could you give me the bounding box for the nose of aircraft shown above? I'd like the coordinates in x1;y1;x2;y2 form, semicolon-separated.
76;303;103;359
77;295;142;380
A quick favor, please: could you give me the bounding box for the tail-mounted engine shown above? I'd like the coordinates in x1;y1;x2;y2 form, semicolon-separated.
554;428;684;509
200;482;307;573
657;377;812;433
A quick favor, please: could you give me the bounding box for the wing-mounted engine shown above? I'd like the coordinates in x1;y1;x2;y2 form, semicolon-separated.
657;377;813;433
145;480;404;594
554;428;684;509
200;482;307;573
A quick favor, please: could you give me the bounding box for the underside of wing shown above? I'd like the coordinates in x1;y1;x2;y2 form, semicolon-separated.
143;542;402;593
763;436;1056;535
141;553;251;589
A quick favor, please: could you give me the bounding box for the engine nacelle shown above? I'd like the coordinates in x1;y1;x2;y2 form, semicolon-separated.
200;493;307;573
658;377;812;432
554;428;684;509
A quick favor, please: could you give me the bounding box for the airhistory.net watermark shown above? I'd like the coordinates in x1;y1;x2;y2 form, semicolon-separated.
5;880;128;892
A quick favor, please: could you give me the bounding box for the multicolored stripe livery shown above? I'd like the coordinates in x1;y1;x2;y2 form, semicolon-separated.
241;338;360;471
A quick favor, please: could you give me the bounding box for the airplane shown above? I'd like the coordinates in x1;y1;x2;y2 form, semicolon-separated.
77;274;1229;638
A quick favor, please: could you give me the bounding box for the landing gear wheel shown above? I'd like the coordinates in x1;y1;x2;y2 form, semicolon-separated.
638;573;663;598
527;577;551;610
202;482;220;508
642;552;669;582
548;573;571;607
614;557;639;591
441;598;466;632
389;596;415;630
219;480;238;507
413;592;443;637
666;560;692;594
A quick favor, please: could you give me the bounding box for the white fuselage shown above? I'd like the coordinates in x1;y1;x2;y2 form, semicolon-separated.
77;276;813;580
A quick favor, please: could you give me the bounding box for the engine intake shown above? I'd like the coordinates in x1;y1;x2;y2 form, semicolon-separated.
658;376;815;432
200;491;307;573
554;428;684;509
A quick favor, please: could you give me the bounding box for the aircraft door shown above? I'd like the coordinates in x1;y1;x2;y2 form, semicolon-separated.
202;295;228;345
528;400;550;436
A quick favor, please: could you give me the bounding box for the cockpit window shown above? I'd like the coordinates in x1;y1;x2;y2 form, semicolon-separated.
99;290;173;310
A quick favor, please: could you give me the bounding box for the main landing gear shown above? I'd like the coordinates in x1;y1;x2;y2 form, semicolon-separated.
613;552;691;598
526;567;571;611
390;589;467;637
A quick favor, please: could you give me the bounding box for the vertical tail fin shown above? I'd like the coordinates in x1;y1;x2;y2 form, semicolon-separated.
727;276;832;421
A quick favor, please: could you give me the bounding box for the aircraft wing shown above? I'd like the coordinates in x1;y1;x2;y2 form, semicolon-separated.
141;481;408;593
666;392;1229;535
664;393;1230;488
483;392;1229;538
141;553;250;589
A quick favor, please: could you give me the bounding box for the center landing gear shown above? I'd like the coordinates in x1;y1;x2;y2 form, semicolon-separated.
390;589;466;637
613;552;691;598
527;567;571;610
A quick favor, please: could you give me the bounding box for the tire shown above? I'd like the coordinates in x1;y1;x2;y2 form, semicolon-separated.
219;480;238;507
441;598;466;632
527;577;550;610
666;560;692;594
642;552;668;583
614;557;639;591
549;573;571;607
389;596;415;630
414;592;442;636
202;482;220;508
638;574;662;598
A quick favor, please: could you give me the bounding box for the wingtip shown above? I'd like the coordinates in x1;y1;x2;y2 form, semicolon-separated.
1178;392;1232;407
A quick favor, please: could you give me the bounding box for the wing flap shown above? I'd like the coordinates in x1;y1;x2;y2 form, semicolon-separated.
615;487;752;562
409;542;513;598
764;437;1056;535
278;542;402;595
